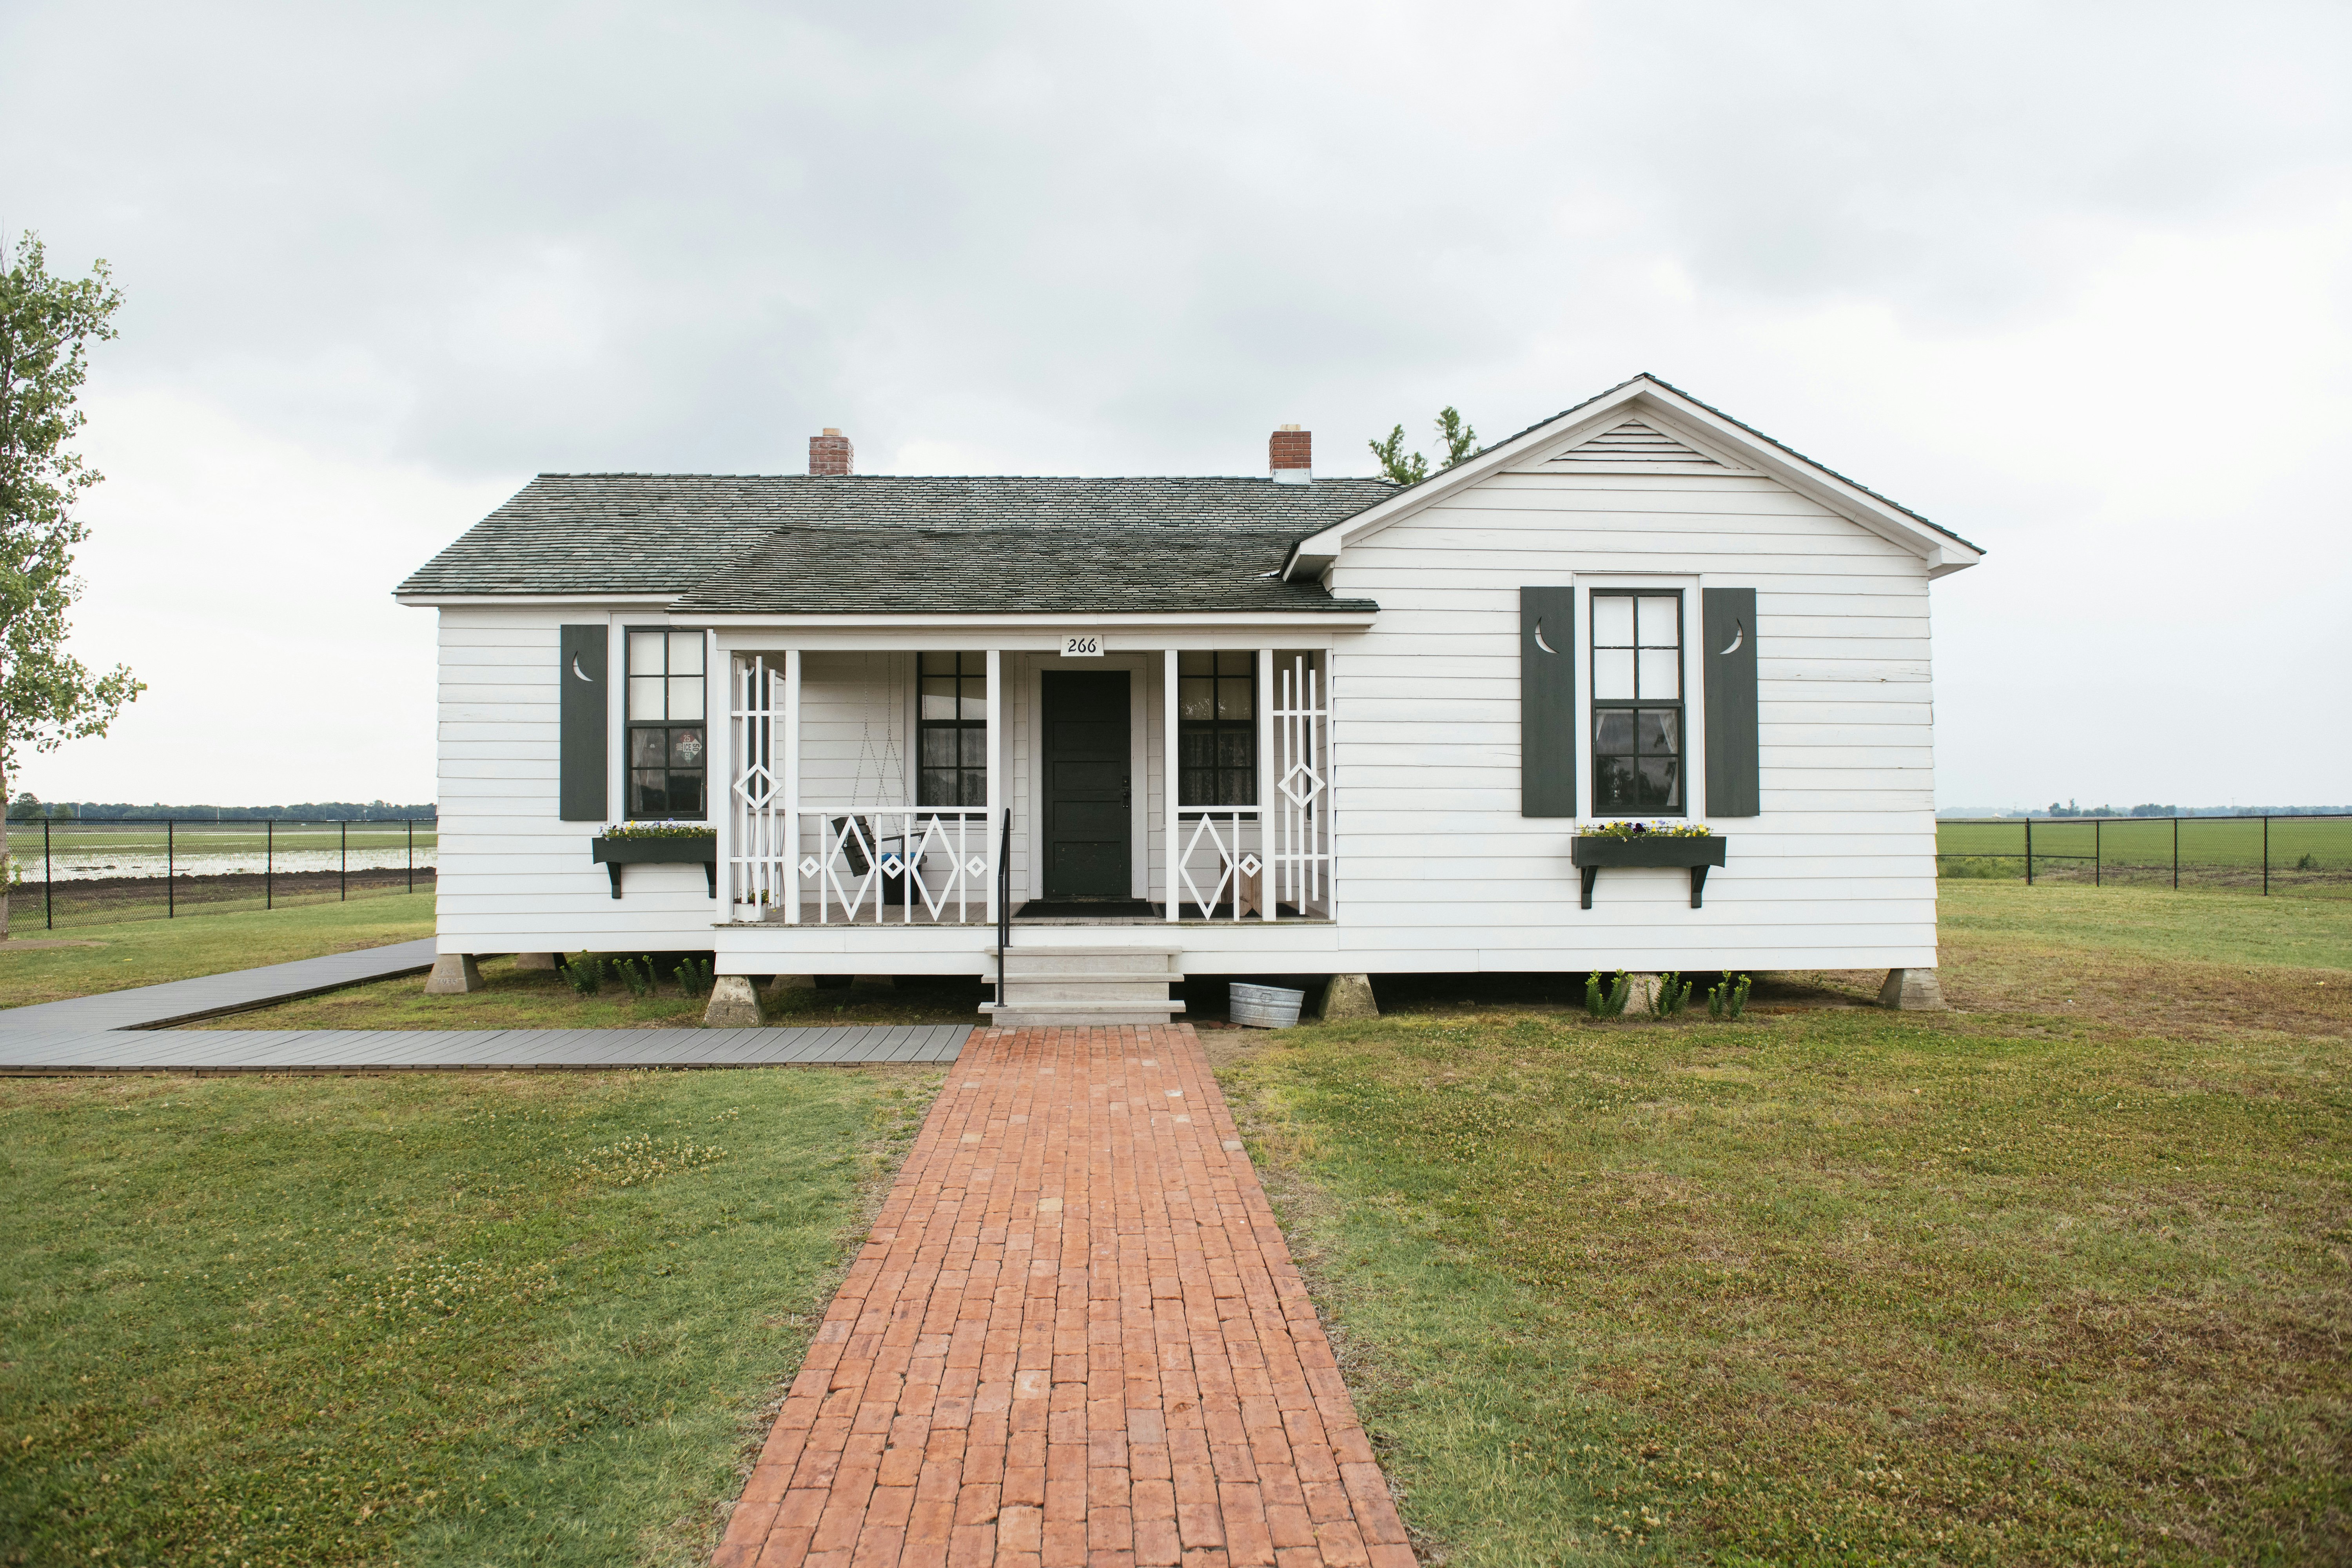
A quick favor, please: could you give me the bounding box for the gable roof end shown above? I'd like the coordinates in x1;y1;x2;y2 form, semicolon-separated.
1281;374;1985;581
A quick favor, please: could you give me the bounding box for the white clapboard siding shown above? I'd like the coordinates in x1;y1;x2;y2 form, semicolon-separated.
1320;453;1941;971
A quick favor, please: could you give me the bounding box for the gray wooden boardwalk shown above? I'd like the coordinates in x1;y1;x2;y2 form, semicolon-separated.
0;1023;974;1075
0;937;975;1073
0;938;442;1032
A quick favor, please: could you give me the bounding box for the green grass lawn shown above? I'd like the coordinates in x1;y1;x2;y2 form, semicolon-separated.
0;894;436;1011
1211;880;2352;1565
0;1064;935;1567
196;958;990;1031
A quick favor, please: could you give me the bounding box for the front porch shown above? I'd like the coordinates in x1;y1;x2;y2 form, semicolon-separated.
712;639;1336;932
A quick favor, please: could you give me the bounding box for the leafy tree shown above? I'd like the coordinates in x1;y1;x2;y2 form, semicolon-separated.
1368;406;1480;485
0;233;142;935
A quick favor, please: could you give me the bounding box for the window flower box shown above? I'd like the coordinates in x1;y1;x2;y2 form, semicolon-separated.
592;829;717;899
1570;832;1726;909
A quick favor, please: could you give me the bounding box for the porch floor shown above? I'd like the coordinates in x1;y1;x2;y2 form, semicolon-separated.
725;908;1334;929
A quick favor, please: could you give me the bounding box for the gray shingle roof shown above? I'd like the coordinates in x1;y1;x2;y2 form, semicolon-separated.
396;473;1394;613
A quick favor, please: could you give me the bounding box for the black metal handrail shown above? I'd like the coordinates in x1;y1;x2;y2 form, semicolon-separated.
995;806;1011;1008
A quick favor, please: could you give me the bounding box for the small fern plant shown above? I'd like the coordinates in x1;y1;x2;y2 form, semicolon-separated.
563;954;605;996
613;956;658;999
672;957;713;996
1708;974;1752;1020
1648;972;1693;1018
1585;969;1631;1018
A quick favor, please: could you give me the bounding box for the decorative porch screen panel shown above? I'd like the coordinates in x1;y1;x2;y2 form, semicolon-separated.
1178;652;1256;806
626;630;706;818
1592;590;1684;815
918;652;988;806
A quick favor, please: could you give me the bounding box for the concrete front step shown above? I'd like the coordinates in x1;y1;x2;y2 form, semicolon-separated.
980;999;1188;1026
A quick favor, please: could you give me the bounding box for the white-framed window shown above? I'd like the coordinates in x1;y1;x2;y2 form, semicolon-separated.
1590;590;1684;815
625;629;707;818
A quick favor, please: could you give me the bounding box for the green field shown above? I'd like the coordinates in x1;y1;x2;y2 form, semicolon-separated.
1939;815;2352;895
1210;879;2352;1564
0;895;437;1011
0;1065;934;1567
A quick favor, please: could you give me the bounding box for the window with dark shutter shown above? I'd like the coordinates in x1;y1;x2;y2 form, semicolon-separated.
1591;590;1684;815
624;630;707;818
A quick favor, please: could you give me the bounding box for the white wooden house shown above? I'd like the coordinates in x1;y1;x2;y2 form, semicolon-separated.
396;376;1980;1023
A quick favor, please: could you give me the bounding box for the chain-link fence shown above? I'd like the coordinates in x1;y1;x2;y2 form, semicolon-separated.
4;818;438;930
1938;815;2352;898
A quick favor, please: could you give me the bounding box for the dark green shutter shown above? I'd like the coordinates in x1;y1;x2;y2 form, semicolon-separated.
1702;588;1759;817
1521;586;1577;817
559;624;609;821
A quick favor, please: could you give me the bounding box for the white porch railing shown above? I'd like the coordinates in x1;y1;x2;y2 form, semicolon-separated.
786;808;991;923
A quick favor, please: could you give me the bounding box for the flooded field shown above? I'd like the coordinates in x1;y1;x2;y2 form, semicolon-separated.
5;824;436;882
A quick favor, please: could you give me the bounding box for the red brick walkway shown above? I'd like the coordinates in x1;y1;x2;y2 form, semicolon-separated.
715;1024;1413;1568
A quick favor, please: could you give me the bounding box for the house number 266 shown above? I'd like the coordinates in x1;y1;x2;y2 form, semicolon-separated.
1062;633;1104;657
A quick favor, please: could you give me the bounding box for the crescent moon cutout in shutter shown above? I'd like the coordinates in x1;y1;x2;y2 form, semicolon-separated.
572;655;595;682
1719;621;1744;656
1533;619;1556;654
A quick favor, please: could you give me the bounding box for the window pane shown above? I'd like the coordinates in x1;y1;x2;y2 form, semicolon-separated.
1637;710;1679;755
960;686;988;720
668;632;704;673
920;678;957;720
629;633;666;675
920;652;956;675
958;770;988;808
1181;768;1212;805
1592;595;1634;647
1217;677;1252;720
960;728;987;767
631;728;666;767
669;727;706;768
668;676;704;721
920;728;958;766
1594;756;1637;812
630;771;667;815
1180;730;1214;768
1179;651;1213;676
1180;678;1214;721
1637;757;1680;810
1637;596;1680;647
1637;648;1679;700
1594;710;1633;753
1216;730;1253;769
919;768;956;806
1593;648;1635;701
630;675;665;720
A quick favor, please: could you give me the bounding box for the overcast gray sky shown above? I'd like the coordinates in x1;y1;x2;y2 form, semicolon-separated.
4;0;2346;810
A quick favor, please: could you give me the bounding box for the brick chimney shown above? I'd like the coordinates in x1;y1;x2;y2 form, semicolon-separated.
809;427;853;476
1269;423;1311;484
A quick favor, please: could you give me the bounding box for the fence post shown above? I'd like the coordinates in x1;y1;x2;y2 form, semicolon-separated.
341;820;348;901
2173;815;2179;889
168;820;174;918
407;819;414;893
266;820;273;910
44;818;52;931
2263;816;2270;897
2025;817;2034;885
2094;818;2101;887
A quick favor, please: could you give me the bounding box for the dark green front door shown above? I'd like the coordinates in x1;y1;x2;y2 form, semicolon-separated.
1042;670;1131;898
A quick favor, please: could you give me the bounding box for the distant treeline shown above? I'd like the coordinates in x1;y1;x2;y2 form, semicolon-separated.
2011;802;2349;819
6;797;436;822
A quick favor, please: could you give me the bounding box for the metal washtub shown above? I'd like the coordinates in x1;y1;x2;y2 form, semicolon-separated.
1228;982;1305;1029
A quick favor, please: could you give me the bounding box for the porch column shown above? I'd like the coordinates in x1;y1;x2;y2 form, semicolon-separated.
1164;647;1181;922
782;647;801;925
985;646;1002;923
1258;646;1276;922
